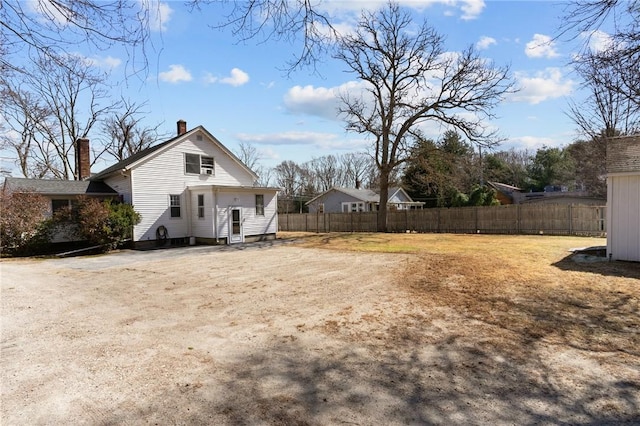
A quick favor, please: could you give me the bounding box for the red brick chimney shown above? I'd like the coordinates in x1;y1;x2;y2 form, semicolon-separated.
76;138;91;180
177;119;187;136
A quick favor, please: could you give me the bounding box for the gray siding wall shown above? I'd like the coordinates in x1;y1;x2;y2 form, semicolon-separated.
308;190;365;213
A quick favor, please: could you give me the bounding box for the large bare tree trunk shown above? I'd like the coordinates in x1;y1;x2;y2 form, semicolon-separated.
377;168;390;232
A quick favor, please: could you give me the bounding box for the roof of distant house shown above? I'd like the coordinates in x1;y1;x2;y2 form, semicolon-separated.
306;186;418;205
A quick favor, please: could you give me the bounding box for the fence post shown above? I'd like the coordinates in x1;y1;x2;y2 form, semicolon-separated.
475;206;478;232
405;209;409;231
516;205;521;234
568;204;573;235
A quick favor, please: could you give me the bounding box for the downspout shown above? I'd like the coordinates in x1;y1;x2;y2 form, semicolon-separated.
186;187;192;239
213;188;219;243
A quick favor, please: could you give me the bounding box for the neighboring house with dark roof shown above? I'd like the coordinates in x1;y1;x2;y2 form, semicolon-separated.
607;134;640;262
487;181;606;206
3;120;279;247
306;187;423;213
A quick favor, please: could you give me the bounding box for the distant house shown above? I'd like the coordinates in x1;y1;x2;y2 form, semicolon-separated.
487;181;605;206
607;135;640;262
306;187;423;213
486;182;521;205
3;120;280;247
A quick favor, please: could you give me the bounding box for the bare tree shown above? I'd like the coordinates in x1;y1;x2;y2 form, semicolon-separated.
561;1;640;109
102;100;167;162
568;53;640;139
1;54;115;179
335;3;513;231
234;141;275;186
235;141;262;171
189;0;336;74
0;0;153;78
339;152;374;188
307;155;340;192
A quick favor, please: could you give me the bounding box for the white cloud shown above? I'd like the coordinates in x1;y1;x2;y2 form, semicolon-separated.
82;55;122;70
28;0;68;25
204;68;250;86
525;34;560;59
235;131;368;152
459;0;485;20
284;85;341;120
581;30;615;53
509;68;574;104
476;36;497;50
235;131;340;146
148;1;173;32
283;81;367;120
159;64;192;83
221;68;250;86
506;135;558;150
317;0;485;21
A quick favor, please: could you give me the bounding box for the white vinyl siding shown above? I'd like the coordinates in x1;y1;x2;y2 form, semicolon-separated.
607;174;640;261
103;173;132;204
130;134;255;241
120;130;271;242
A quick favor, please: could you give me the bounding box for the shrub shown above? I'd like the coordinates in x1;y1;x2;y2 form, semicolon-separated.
0;190;53;255
55;197;141;251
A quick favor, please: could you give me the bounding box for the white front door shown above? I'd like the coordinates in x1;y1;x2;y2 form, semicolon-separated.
229;207;243;244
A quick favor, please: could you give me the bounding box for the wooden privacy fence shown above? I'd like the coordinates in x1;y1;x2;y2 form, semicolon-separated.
278;204;606;236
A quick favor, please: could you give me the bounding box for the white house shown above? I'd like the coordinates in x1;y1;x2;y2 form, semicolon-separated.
607;135;640;262
306;187;423;213
4;121;280;248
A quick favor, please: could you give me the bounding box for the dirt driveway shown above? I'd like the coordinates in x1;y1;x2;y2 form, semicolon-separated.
1;236;639;425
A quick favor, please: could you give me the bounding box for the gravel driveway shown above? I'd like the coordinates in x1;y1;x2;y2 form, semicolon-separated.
2;240;638;425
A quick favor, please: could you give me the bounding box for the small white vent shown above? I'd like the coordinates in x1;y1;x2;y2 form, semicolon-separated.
196;135;203;141
203;168;213;175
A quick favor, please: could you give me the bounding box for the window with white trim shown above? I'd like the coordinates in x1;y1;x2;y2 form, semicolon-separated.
255;194;264;216
341;202;365;213
185;153;215;175
170;194;181;218
197;194;205;219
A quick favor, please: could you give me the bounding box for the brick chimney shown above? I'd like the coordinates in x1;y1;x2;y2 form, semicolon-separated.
177;119;187;136
76;138;91;180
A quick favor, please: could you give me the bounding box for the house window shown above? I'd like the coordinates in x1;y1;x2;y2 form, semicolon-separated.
52;199;72;214
197;194;204;219
342;202;364;213
170;194;181;218
185;153;215;175
200;156;214;175
255;194;264;216
185;153;200;174
318;203;324;213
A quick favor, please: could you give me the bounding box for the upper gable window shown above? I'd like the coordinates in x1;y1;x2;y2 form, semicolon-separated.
185;153;214;175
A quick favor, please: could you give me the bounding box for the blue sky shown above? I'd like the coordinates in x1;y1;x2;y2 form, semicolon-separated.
6;0;613;173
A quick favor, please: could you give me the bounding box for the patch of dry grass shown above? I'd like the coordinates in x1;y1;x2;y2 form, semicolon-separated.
283;232;640;357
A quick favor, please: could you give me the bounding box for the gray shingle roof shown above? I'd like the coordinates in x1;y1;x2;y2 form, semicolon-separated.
3;177;117;195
